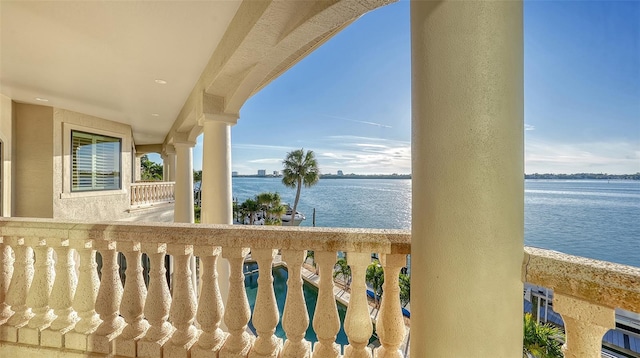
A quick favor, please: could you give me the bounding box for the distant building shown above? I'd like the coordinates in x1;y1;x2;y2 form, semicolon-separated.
273;170;279;176
257;169;266;176
337;170;344;176
232;171;238;177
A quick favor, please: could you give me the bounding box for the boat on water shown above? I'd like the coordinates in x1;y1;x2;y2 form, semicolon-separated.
281;205;305;226
235;204;305;226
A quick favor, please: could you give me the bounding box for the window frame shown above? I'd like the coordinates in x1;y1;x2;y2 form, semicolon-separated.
62;123;128;199
70;130;122;192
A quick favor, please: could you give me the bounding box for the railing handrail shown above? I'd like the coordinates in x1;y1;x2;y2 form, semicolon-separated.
523;246;640;313
131;181;176;186
0;218;411;255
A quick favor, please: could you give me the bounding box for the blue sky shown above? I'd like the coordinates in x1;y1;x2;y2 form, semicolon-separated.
182;0;639;175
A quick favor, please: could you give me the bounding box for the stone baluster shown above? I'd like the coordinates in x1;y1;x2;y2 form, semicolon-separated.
1;237;34;343
219;247;254;358
344;252;373;358
131;186;136;205
165;244;199;358
249;248;282;358
66;240;102;351
91;242;125;354
0;241;14;325
312;251;340;358
281;249;311;358
42;241;79;348
20;238;55;345
115;241;150;357
138;243;173;357
554;293;615;358
374;254;406;358
192;246;228;358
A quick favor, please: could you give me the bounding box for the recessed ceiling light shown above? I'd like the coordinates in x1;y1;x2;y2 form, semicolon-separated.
35;97;49;102
151;113;160;117
154;79;167;85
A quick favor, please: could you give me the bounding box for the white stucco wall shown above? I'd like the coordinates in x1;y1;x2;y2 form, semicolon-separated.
14;103;54;218
0;95;12;217
52;108;133;221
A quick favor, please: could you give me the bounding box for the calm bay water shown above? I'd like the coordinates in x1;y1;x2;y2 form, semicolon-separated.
232;178;640;267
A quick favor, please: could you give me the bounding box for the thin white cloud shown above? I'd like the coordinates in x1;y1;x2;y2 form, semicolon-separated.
525;124;535;131
248;158;282;164
233;143;294;151
320;114;392;128
526;140;640;174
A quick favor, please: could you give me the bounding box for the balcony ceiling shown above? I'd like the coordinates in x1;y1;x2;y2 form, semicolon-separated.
1;0;393;146
0;1;242;144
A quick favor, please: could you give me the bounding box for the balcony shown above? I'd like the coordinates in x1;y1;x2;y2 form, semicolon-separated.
130;182;176;208
0;218;638;358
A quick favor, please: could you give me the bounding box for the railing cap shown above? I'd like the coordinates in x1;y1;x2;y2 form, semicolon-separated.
524;246;640;312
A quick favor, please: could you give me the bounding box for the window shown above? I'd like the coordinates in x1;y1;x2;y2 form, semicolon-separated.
71;131;121;192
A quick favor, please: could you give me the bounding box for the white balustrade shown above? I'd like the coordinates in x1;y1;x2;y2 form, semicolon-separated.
43;242;79;348
138;243;173;357
220;247;253;358
23;239;55;339
344;252;373;358
92;242;125;353
374;254;406;358
249;248;281;358
1;219;636;358
115;242;149;357
192;246;228;358
66;240;101;351
130;181;175;207
0;242;13;325
312;251;341;358
165;244;199;358
3;237;34;343
281;249;311;358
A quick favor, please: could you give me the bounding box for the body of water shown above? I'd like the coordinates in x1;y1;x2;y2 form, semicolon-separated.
232;178;640;267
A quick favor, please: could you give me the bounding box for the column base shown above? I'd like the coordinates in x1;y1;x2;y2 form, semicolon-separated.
373;345;402;358
248;336;282;358
191;332;229;358
344;345;372;358
42;328;73;348
89;328;122;354
0;326;19;343
138;334;173;358
164;335;199;358
281;340;311;358
17;326;42;345
219;335;255;358
311;341;340;358
66;331;91;351
115;336;142;357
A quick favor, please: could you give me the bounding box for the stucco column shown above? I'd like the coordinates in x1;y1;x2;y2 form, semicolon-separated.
410;1;524;357
167;151;177;182
174;141;195;224
200;117;235;225
134;154;143;182
200;114;237;306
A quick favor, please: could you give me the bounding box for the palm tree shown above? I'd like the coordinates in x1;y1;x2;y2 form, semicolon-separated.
366;260;384;308
282;148;320;226
333;258;352;288
523;313;564;358
241;198;259;224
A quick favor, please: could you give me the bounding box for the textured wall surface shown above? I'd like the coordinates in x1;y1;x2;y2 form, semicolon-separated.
14;103;54;218
52;108;133;221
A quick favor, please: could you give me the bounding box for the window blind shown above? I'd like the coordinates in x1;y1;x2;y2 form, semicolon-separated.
71;131;121;191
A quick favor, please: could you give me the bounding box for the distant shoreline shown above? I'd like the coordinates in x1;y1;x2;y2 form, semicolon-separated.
231;173;639;180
